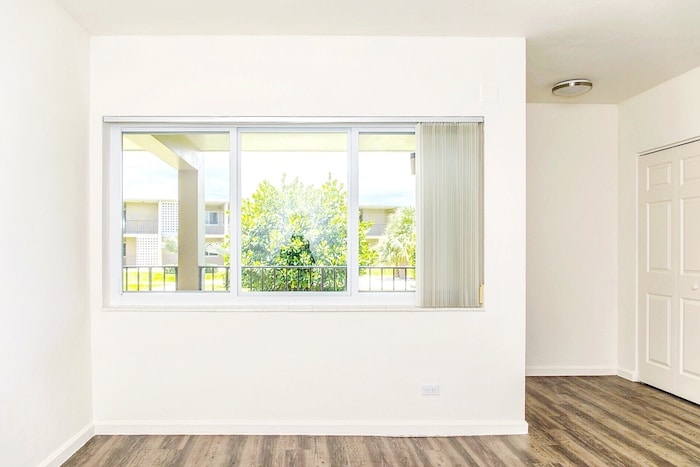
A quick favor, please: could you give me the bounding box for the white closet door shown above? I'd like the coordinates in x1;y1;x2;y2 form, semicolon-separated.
676;143;700;401
639;149;676;394
639;140;700;404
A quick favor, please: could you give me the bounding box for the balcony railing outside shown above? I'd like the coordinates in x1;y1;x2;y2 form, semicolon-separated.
123;266;178;291
205;224;226;235
124;219;158;234
200;266;229;291
241;266;347;292
122;265;415;292
359;266;416;292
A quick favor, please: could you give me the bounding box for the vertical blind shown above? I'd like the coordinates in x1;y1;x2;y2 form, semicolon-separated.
416;122;483;308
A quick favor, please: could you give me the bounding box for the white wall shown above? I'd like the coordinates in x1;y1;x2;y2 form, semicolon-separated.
89;36;527;435
618;65;700;378
0;1;92;466
526;104;618;375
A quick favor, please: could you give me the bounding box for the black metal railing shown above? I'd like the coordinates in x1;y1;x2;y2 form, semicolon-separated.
199;266;230;291
122;265;415;292
123;266;178;291
358;266;416;292
241;265;347;292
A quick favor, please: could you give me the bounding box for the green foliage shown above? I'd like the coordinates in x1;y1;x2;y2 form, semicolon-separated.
278;234;316;266
378;206;416;267
162;236;178;253
359;219;378;267
240;175;374;267
239;175;374;291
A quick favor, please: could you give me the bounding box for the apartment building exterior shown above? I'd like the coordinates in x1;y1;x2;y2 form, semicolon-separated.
123;200;229;267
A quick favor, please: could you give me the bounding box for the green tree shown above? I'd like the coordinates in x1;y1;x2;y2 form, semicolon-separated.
239;175;374;290
278;234;316;266
378;206;416;267
162;236;178;254
358;218;378;267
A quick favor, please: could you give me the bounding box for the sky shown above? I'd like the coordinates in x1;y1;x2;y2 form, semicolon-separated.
123;150;415;207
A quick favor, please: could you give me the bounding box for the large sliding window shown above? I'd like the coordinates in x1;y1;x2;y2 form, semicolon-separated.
106;119;482;308
239;131;349;292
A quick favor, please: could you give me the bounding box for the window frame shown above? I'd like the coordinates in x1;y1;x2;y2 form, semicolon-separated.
234;127;355;298
105;119;456;309
204;211;219;226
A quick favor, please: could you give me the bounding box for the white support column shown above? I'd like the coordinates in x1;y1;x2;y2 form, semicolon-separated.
177;166;205;290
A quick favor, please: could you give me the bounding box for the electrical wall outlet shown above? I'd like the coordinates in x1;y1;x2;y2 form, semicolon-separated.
420;384;440;396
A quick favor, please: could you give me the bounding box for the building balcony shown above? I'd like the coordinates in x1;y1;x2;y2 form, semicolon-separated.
205;224;226;235
123;219;158;234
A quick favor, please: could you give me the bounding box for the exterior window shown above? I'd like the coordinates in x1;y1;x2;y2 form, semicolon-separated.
358;133;416;292
205;211;219;225
107;120;483;308
240;132;348;292
121;132;229;292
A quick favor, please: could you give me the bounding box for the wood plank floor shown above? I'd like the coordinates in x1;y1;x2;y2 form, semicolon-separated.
63;376;700;466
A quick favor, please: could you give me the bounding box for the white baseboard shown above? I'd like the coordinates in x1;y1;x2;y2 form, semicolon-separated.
95;419;528;437
526;366;617;376
37;423;94;467
616;367;638;381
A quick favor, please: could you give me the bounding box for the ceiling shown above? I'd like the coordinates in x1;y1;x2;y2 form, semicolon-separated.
54;0;700;104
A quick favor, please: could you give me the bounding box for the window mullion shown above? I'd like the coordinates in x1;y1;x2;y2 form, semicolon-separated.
231;127;240;296
348;129;360;296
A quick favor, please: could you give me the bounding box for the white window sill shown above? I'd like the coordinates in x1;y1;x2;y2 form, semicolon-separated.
102;305;485;313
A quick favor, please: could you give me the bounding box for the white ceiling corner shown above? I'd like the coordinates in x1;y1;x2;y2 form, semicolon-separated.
53;0;700;104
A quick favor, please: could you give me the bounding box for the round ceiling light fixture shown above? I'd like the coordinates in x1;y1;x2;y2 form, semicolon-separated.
552;79;593;97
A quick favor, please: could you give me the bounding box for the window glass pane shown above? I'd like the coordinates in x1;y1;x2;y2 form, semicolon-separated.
122;132;229;292
240;132;348;292
205;211;219;225
358;133;416;292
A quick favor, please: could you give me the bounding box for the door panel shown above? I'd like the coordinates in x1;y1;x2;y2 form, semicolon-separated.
681;198;700;274
681;155;700;184
640;140;700;405
681;299;700;378
677;148;700;403
647;293;672;368
648;201;672;272
647;160;672;189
